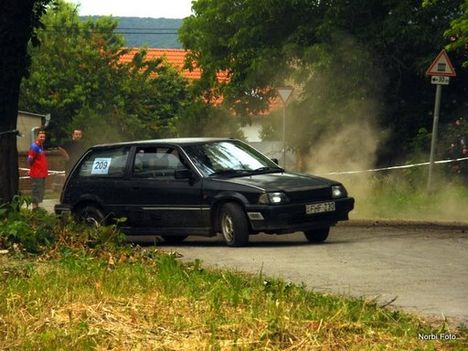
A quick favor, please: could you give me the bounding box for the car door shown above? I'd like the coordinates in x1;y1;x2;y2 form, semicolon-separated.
122;145;204;229
69;146;131;213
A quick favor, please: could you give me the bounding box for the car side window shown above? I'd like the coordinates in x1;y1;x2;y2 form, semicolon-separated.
132;146;186;179
78;147;129;178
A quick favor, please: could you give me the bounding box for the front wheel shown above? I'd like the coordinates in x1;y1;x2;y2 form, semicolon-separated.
75;205;105;227
304;227;330;243
220;203;249;247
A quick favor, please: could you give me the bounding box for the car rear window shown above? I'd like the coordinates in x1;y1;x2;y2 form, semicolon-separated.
132;146;186;178
77;147;130;178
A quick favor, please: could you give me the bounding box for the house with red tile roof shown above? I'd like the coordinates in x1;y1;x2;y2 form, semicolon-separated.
120;48;283;142
120;48;229;82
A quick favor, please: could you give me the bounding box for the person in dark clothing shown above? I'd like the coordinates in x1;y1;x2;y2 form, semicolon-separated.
59;129;86;173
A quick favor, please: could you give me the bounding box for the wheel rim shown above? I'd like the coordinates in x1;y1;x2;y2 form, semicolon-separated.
222;213;234;242
81;209;101;227
85;216;100;227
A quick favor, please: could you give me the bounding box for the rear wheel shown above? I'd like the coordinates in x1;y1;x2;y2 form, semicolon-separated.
161;235;188;244
304;227;330;243
220;202;249;247
75;205;105;227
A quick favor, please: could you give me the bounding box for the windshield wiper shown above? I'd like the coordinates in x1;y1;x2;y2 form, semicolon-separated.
210;166;283;177
250;166;284;174
209;169;251;177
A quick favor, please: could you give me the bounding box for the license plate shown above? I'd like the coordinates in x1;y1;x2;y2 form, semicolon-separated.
305;201;335;214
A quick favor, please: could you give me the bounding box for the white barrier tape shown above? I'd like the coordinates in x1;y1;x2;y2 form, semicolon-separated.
19;167;65;175
18;156;468;178
325;157;468;175
19;168;66;179
19;175;65;179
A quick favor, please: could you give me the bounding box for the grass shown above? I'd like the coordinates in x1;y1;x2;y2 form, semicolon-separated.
1;248;466;350
1;188;467;350
336;170;468;222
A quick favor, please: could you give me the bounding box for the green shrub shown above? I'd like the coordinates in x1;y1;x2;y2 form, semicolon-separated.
0;195;125;254
0;196;55;253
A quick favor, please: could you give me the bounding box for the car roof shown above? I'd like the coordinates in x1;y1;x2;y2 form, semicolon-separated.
91;137;236;149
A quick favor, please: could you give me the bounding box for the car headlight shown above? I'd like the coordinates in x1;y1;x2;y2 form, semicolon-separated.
258;192;289;204
331;185;347;198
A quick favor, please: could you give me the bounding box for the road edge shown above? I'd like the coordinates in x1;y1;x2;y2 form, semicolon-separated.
340;219;468;230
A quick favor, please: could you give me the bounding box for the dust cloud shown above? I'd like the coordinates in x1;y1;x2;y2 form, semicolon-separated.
299;112;468;222
303;124;468;222
303;116;389;221
285;36;468;223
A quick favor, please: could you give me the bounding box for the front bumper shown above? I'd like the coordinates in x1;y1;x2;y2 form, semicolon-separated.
245;197;354;233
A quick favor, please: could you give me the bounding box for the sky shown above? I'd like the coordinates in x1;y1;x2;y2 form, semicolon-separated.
66;0;194;19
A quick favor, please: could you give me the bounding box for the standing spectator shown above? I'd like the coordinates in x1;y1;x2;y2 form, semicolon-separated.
27;129;48;210
59;129;86;173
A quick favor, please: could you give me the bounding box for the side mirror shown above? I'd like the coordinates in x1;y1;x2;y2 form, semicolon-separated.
271;158;279;165
174;168;193;179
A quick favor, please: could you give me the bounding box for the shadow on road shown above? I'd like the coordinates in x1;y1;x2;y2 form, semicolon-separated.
127;235;351;248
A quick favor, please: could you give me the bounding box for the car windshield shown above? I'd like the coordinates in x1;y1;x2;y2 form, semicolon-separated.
182;141;283;177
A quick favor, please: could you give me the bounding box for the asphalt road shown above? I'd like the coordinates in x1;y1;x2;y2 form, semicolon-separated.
43;200;467;325
132;222;468;326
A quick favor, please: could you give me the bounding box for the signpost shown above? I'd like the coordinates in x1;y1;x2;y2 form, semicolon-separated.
430;76;450;85
277;86;294;168
425;50;456;191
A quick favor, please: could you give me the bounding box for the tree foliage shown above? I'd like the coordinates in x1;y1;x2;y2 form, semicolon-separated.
424;0;468;67
180;0;467;167
172;100;245;139
19;0;192;146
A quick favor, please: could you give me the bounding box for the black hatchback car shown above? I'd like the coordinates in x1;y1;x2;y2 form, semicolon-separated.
55;138;354;246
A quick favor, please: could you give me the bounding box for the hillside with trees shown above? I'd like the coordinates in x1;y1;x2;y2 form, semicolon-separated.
81;16;182;48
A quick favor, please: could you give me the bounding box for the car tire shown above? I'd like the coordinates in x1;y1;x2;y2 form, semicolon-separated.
161;235;188;244
75;205;105;227
220;202;249;247
304;227;330;243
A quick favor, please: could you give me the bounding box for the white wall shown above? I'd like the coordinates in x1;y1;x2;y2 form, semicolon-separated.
16;112;43;152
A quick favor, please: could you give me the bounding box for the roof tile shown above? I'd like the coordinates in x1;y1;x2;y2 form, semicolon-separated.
120;48;279;114
120;48;228;82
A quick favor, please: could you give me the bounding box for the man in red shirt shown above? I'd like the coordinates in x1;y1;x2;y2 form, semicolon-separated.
27;129;48;210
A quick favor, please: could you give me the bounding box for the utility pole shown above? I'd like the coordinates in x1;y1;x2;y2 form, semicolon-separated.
276;86;294;169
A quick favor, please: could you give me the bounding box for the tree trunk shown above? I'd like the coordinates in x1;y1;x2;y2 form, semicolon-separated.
0;1;35;205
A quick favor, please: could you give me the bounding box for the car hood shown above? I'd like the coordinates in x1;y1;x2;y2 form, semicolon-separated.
215;171;337;192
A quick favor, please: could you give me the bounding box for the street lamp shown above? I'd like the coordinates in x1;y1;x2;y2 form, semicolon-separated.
277;86;294;168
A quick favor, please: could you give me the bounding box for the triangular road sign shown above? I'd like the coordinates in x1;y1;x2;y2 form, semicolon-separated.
277;86;294;104
426;50;456;77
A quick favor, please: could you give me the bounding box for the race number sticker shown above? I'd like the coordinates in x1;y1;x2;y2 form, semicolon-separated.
91;158;112;175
